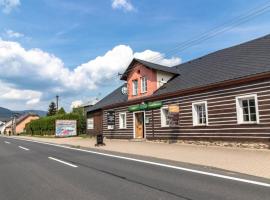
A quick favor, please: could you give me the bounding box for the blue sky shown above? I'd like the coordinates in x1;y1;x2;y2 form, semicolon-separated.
1;0;270;111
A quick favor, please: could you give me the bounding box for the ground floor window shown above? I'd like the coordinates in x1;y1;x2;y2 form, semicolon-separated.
160;106;169;127
236;94;259;124
192;101;208;126
87;117;94;129
119;112;127;129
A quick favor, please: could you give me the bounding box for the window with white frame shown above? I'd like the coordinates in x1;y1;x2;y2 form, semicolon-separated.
236;94;259;124
141;77;147;93
192;101;208;126
132;80;138;96
161;107;169;127
87;117;94;129
119;112;127;129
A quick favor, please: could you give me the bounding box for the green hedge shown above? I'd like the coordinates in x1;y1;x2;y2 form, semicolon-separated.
25;113;86;136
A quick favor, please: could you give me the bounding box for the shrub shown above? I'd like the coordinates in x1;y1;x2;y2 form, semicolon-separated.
25;112;86;136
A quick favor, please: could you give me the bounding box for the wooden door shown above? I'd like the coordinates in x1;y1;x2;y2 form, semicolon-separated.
135;112;144;138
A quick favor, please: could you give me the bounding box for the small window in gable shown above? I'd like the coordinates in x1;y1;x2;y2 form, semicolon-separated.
141;77;147;93
132;80;138;96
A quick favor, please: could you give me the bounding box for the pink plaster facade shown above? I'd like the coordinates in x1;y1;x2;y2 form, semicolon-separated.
16;115;39;134
127;63;158;100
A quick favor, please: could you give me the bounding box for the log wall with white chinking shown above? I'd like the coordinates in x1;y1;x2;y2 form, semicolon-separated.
102;77;270;141
103;106;133;139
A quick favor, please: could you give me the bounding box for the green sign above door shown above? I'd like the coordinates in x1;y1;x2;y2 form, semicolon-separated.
128;101;162;112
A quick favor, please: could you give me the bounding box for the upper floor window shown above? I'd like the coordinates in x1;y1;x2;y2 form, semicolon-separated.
119;112;127;129
141;77;147;93
236;94;259;124
192;101;208;126
132;80;138;96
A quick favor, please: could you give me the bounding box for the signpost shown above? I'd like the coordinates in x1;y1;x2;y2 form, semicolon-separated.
55;120;77;137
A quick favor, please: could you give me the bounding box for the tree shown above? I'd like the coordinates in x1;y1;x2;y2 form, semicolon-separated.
47;102;57;116
72;106;84;115
57;107;66;115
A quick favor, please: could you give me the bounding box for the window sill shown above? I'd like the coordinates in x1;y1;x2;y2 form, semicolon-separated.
193;124;208;127
161;125;169;128
237;121;259;125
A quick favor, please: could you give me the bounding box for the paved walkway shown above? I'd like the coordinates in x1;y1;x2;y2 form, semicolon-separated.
11;135;270;179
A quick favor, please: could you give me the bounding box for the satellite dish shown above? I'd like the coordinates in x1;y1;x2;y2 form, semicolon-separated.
121;86;128;95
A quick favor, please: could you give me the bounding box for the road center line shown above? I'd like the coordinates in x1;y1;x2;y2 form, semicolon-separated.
18;146;29;151
48;157;78;168
5;136;270;188
4;141;10;144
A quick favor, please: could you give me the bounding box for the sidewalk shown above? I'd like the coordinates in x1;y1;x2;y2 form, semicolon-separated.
12;135;270;179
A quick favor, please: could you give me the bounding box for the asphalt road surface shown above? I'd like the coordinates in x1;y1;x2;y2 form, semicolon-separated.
0;136;269;200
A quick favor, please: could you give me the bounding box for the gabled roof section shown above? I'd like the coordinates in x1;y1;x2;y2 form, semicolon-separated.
120;58;179;80
87;33;270;112
86;84;128;113
154;34;270;96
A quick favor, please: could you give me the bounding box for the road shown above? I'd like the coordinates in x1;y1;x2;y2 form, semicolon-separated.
0;136;269;200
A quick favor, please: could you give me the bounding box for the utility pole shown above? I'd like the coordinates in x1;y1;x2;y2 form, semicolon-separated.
11;113;18;136
56;95;59;111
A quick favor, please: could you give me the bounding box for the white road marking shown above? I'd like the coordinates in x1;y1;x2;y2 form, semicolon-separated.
18;146;29;151
4;141;10;144
5;136;270;188
48;157;78;168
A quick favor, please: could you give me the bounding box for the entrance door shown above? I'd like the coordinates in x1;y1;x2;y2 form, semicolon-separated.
134;112;144;138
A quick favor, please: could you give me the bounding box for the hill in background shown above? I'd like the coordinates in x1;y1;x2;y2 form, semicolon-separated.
0;107;47;122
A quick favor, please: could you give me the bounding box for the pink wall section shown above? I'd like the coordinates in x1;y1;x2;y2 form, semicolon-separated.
127;63;157;100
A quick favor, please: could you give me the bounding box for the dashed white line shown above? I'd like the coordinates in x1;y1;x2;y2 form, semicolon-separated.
4;141;10;144
18;146;29;151
48;157;78;168
5;136;270;188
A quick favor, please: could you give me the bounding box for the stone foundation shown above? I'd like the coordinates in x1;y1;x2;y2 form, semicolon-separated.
149;139;270;150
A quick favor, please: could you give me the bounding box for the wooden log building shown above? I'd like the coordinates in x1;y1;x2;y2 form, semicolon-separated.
85;34;270;143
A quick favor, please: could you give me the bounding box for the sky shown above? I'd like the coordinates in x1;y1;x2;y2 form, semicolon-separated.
1;0;270;111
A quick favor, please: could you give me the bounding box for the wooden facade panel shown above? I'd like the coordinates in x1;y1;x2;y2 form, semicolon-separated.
101;78;270;140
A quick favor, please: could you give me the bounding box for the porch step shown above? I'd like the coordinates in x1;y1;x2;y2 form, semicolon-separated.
129;138;146;142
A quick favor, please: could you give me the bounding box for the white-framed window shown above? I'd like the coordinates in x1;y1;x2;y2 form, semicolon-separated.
160;106;169;127
119;112;127;129
132;80;138;96
87;117;94;129
192;101;208;126
236;94;259;124
141;77;147;93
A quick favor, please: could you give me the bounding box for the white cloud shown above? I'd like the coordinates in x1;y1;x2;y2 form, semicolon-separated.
70;100;83;109
0;0;20;13
0;39;181;109
4;29;24;38
112;0;134;12
0;81;42;105
134;50;181;67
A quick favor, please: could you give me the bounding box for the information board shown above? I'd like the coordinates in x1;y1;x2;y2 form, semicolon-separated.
168;104;180;127
107;111;115;126
55;120;77;137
